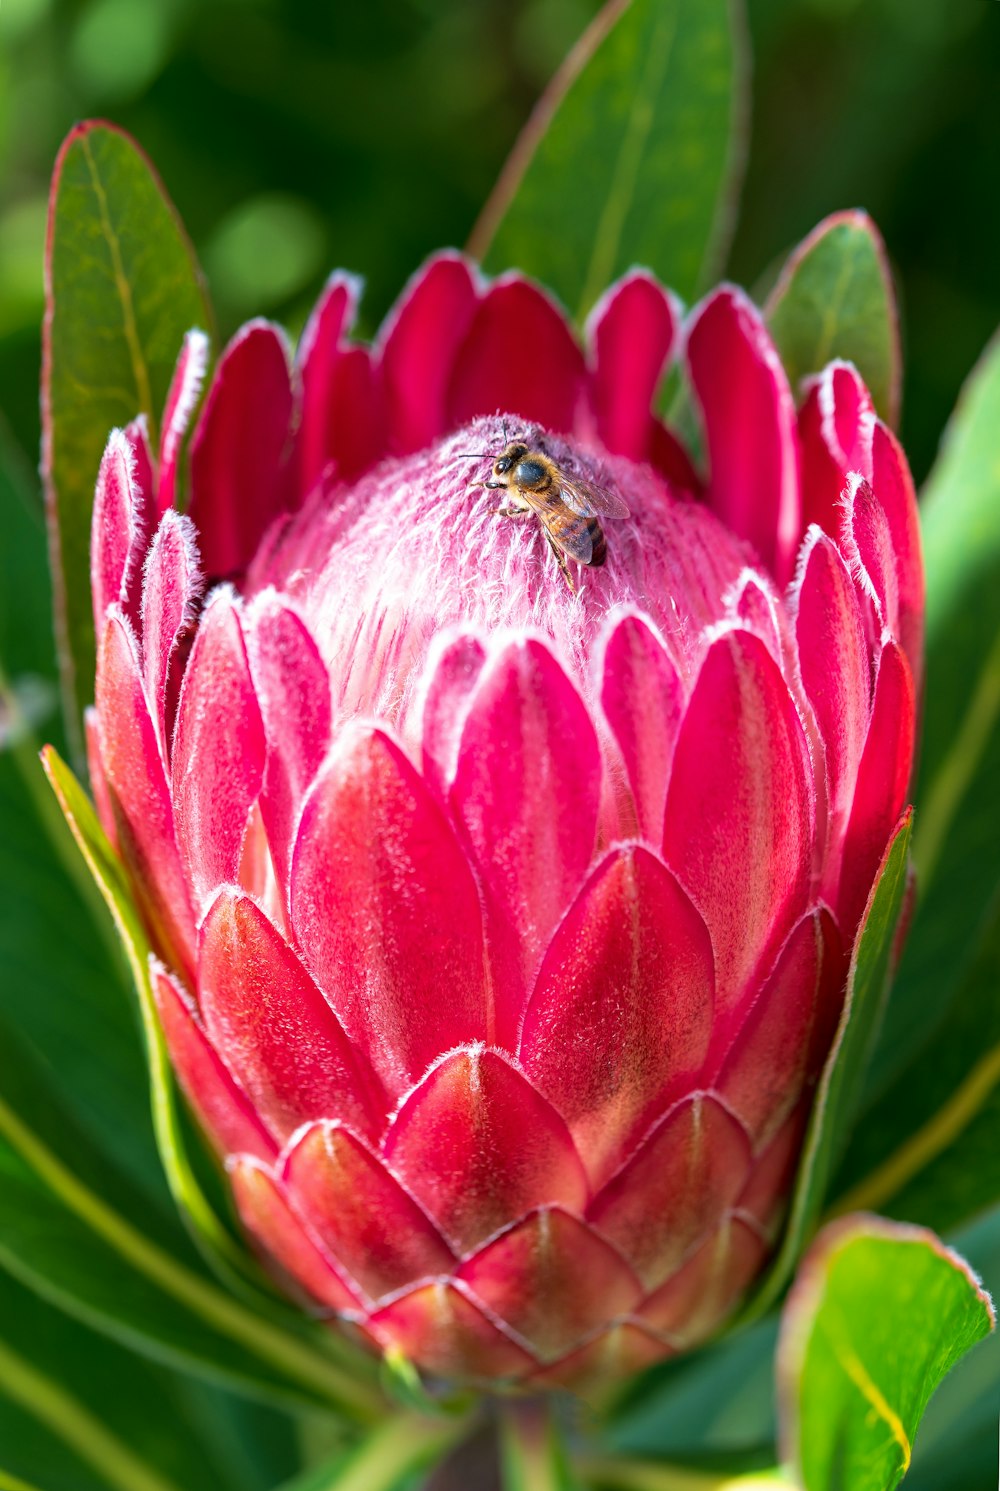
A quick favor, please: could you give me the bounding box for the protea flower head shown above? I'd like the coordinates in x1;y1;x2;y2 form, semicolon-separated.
83;253;921;1390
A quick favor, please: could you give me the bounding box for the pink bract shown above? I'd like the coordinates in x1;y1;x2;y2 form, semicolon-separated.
85;252;920;1389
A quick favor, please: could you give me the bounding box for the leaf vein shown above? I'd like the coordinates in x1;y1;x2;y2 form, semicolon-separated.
577;0;680;317
80;135;156;437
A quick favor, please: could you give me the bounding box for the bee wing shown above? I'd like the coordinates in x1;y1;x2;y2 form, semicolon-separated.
557;474;630;519
551;520;594;565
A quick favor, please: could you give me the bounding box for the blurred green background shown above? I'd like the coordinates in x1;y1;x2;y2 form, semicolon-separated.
0;0;996;488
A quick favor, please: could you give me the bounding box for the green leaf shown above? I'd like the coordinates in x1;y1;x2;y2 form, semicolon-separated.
764;210;900;425
0;762;378;1425
43;120;211;754
0;1083;382;1419
838;328;1000;1231
0;1107;337;1414
39;743;247;1272
0;419;56;688
879;328;1000;1072
40;746;313;1311
469;0;746;321
904;1206;1000;1490
277;1414;467;1491
40;743;348;1321
741;814;912;1319
0;731;166;1206
0;1265;296;1491
0;454;314;1460
777;1216;993;1491
605;1318;777;1460
0;1472;46;1491
832;895;1000;1235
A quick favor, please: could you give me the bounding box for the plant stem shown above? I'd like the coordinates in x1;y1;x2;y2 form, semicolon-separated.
0;1092;384;1422
0;1337;182;1491
315;1411;472;1491
501;1402;578;1491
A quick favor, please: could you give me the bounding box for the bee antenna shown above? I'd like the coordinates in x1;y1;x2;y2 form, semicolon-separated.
502;419;509;445
456;451;492;460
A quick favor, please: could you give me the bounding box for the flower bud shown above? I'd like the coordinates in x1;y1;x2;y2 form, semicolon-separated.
88;256;920;1388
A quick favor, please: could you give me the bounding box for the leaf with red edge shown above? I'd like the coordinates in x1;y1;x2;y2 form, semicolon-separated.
43;121;211;756
777;1215;993;1491
470;0;746;322
765;210;901;426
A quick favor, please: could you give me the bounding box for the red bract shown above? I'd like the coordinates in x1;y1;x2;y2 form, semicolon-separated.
85;253;921;1389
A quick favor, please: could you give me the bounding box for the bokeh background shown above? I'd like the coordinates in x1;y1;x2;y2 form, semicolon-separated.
0;0;997;490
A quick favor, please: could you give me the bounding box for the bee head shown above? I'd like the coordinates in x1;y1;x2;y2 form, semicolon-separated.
494;441;529;477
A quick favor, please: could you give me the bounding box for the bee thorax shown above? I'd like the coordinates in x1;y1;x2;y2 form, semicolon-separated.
514;457;548;488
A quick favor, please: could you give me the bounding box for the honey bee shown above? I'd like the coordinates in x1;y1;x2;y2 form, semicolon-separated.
464;430;629;591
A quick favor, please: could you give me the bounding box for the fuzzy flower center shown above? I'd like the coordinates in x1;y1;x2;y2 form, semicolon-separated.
245;417;763;732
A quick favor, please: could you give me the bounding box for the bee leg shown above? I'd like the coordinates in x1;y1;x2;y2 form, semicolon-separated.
496;506;533;518
544;530;577;593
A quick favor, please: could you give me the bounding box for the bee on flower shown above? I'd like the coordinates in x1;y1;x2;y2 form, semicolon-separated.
463;426;629;590
73;253;920;1390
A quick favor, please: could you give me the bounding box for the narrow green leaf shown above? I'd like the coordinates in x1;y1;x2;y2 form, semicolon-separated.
28;749;384;1421
0;428;150;1197
0;419;56;688
379;1347;471;1419
0;732;165;1205
0;1078;382;1418
777;1216;993;1491
40;735;353;1332
0;1115;332;1413
43;120;211;752
164;1380;300;1491
277;1414;467;1491
764;210;900;425
873;329;1000;1079
741;815;912;1319
0;1328;182;1491
842;327;1000;1229
470;0;746;321
40;744;258;1278
832;894;1000;1234
0;1265;293;1491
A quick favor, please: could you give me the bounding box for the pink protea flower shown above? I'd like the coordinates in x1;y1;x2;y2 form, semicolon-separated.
82;253;921;1390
